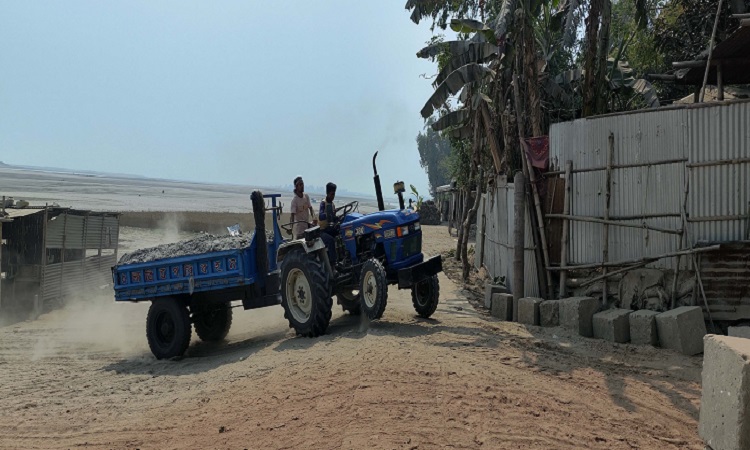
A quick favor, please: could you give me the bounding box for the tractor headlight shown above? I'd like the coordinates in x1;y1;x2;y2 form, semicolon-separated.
413;222;421;231
396;226;409;237
384;229;396;239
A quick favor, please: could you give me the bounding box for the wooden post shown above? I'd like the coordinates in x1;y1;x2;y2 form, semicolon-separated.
602;133;614;307
671;164;690;309
559;160;573;298
717;63;724;101
513;172;526;301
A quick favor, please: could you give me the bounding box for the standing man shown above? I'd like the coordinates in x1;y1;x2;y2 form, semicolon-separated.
289;176;317;239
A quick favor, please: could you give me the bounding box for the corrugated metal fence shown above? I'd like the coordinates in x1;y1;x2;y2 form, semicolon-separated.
474;176;540;297
475;100;750;299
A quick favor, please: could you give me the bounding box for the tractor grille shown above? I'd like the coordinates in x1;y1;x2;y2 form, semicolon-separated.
402;234;422;258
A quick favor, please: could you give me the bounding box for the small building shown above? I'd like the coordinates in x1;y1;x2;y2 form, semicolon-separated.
0;205;120;320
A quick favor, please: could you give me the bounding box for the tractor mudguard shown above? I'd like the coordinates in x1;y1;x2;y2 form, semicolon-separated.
397;255;443;289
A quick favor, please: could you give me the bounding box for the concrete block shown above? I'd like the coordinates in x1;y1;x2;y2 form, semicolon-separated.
518;297;543;326
729;326;750;339
484;283;506;309
559;297;599;337
630;310;659;346
539;301;560;327
512;296;519;322
490;293;513;321
656;306;707;356
592;309;632;343
699;335;750;450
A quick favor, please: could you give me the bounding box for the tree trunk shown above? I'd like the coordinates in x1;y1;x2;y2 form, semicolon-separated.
462;167;484;281
582;0;603;118
522;9;543;137
594;0;612;115
480;101;504;174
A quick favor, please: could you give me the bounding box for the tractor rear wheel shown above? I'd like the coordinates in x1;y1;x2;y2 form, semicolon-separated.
360;258;388;320
337;289;362;316
411;275;440;318
146;298;192;360
280;249;332;337
192;303;233;342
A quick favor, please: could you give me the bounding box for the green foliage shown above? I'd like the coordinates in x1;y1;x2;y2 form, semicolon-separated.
416;119;453;194
409;184;424;209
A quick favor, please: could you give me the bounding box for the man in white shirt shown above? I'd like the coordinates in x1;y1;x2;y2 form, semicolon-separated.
289;176;317;239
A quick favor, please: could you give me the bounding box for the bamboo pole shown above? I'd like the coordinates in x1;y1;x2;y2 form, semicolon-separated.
544;214;682;235
578;245;721;287
559;160;572;298
513;171;526;301
546;245;720;271
513;73;553;298
602;133;614;307
687;157;750;168
545;158;687;176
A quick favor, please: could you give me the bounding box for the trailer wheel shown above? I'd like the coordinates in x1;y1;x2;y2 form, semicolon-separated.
146;298;192;360
192;303;233;342
411;275;440;318
337;289;362;316
360;259;388;320
280;249;332;337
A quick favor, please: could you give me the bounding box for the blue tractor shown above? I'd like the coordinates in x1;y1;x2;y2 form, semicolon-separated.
277;152;442;337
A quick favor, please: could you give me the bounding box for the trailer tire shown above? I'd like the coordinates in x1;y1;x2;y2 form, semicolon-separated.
280;249;332;337
337;289;362;316
360;258;388;320
193;303;233;342
146;298;192;360
411;275;440;318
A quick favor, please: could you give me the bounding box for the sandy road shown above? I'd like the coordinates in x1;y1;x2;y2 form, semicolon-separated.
0;226;704;449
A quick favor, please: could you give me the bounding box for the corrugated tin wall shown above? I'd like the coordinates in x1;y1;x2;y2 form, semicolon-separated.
46;212;119;250
549;100;750;269
474;176;539;297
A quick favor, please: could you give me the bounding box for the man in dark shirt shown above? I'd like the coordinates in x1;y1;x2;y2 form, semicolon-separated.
318;182;338;269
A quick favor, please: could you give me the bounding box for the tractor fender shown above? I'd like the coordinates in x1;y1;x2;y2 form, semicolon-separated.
276;238;326;264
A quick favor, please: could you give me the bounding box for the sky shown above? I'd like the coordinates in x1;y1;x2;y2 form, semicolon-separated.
0;1;444;197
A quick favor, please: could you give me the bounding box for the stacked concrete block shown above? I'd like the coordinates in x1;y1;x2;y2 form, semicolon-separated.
728;326;750;339
629;310;659;346
655;306;707;355
518;297;543;326
539;300;560;327
699;335;750;450
592;309;632;343
484;283;506;309
559;297;599;337
490;293;513;321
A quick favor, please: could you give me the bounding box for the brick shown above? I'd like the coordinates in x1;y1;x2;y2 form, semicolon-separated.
484;283;507;309
559;297;599;337
539;301;560;327
518;297;543;326
630;310;659;346
728;326;750;339
699;335;750;450
656;306;707;356
592;309;632;343
490;293;513;321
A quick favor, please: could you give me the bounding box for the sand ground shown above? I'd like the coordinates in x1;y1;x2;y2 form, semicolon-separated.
0;225;704;449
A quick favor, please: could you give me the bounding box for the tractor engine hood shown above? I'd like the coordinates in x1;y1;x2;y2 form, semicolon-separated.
340;208;419;231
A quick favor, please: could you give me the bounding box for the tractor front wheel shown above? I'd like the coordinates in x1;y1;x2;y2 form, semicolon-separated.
280;249;332;337
411;275;440;318
146;298;192;360
360;259;388;320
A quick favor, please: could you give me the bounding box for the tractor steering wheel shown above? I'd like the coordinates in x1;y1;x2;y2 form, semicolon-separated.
334;201;358;218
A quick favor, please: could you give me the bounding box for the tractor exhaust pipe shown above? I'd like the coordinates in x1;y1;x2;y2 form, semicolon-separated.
373;151;385;211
